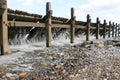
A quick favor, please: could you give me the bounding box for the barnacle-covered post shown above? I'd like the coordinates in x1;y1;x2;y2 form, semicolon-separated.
86;14;91;41
70;8;75;43
0;0;8;55
46;2;52;47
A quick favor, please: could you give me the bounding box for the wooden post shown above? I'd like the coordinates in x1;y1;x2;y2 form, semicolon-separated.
103;20;107;39
46;2;52;47
70;8;75;43
108;21;111;38
86;14;91;41
0;0;8;55
112;22;115;37
115;23;117;37
118;25;120;37
96;17;100;39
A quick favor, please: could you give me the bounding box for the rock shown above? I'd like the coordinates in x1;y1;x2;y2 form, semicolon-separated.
40;61;50;68
6;76;16;80
55;65;61;69
107;45;113;48
73;48;79;52
73;74;81;80
81;41;93;48
69;57;75;60
114;42;120;46
0;72;4;78
19;72;28;79
3;73;19;80
82;51;90;57
84;44;91;48
69;74;75;79
104;40;114;45
111;40;120;43
94;42;104;48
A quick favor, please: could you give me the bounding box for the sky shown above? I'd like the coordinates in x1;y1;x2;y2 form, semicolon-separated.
7;0;120;24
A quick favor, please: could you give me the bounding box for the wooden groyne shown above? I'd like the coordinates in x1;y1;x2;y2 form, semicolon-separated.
0;0;120;55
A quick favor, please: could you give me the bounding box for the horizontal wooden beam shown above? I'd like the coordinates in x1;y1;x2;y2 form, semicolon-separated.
8;13;41;22
52;24;70;28
8;21;110;30
76;25;86;29
8;21;45;27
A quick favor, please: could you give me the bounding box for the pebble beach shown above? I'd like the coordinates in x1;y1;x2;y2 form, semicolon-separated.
0;38;120;80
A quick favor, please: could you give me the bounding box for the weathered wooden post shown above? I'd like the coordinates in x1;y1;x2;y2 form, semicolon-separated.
0;0;8;55
115;23;117;37
70;8;75;43
108;21;111;38
103;20;107;39
118;24;120;37
86;14;91;41
112;22;115;37
46;2;52;47
96;17;100;39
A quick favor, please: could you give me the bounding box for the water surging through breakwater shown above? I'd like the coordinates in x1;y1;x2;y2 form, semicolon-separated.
8;26;99;46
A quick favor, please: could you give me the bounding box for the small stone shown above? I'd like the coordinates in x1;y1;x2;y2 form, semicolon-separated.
19;72;28;79
84;44;91;48
73;74;81;80
55;65;61;69
40;61;49;67
69;57;75;60
82;51;90;57
73;48;79;51
69;74;75;78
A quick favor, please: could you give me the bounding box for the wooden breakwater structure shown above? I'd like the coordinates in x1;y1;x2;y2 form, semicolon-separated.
0;0;120;55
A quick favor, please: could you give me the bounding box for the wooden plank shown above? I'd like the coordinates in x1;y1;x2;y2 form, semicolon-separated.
8;21;45;27
0;0;8;55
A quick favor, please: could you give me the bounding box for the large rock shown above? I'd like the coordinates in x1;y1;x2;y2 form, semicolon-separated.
19;72;29;79
0;72;4;78
94;42;104;48
81;41;93;48
2;73;19;80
